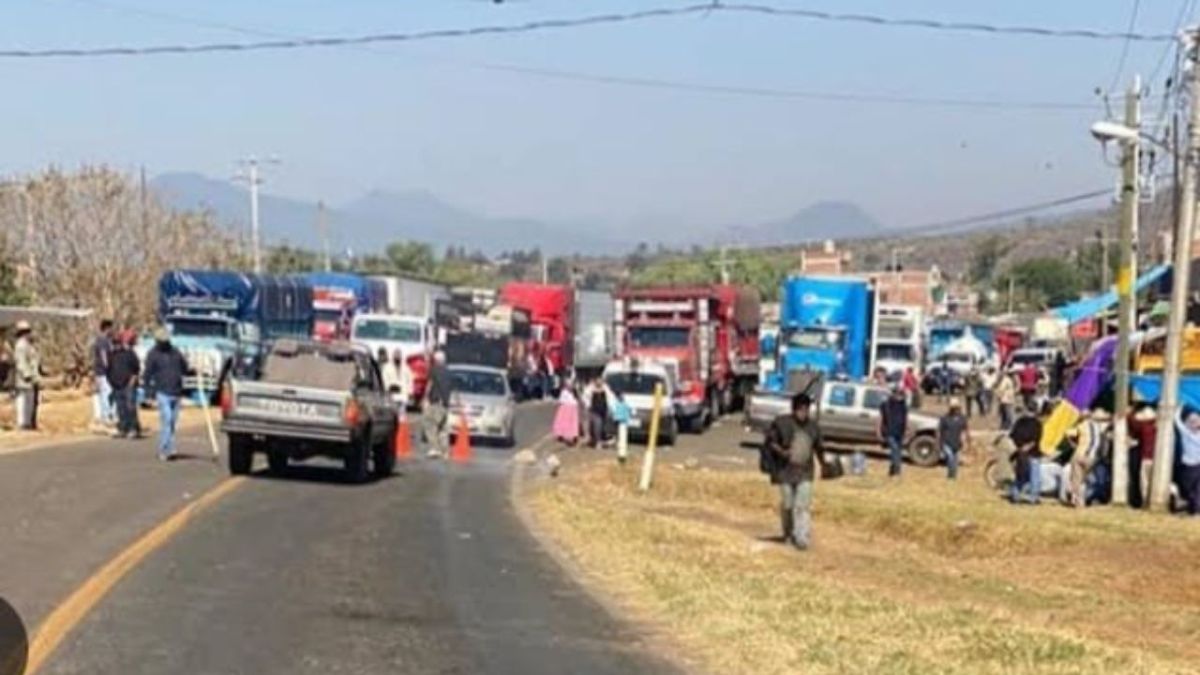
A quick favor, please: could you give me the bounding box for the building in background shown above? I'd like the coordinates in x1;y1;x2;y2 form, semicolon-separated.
799;240;850;275
851;266;943;315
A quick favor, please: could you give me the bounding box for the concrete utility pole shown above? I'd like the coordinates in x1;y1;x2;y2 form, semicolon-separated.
235;156;279;274
317;200;332;272
1152;29;1200;511
1111;75;1141;507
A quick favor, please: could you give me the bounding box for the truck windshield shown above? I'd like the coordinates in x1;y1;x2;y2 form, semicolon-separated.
605;372;666;396
169;317;232;339
354;319;421;343
449;369;507;396
787;328;844;350
629;327;689;349
314;309;345;324
876;344;913;361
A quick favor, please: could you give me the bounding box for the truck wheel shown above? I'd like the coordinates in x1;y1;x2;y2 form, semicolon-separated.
267;449;288;474
662;418;679;446
683;414;705;434
907;435;940;467
708;391;721;425
344;435;369;484
228;434;253;476
372;432;396;479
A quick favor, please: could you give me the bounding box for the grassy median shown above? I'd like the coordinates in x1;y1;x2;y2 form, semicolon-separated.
527;457;1200;675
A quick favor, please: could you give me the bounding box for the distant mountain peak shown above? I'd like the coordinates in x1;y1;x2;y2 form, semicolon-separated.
731;200;885;246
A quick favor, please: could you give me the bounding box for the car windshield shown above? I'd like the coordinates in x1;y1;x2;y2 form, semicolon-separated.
787;328;845;350
628;326;689;348
943;353;972;364
1010;352;1047;365
876;344;913;361
354;319;421;342
169;317;232;339
450;369;507;396
605;372;666;395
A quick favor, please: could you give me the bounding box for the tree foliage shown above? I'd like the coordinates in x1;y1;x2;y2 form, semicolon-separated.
1000;257;1082;309
631;249;791;301
968;235;1012;284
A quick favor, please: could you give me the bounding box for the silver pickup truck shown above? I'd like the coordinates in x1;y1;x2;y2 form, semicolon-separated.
746;378;941;467
220;339;399;482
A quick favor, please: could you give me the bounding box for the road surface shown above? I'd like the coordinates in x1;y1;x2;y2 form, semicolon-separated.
0;403;679;675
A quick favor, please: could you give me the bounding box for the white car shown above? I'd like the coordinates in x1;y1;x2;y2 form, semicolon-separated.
446;364;516;447
1005;347;1063;377
602;359;679;445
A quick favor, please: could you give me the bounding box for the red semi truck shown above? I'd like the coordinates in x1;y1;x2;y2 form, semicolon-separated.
614;285;761;432
499;282;574;375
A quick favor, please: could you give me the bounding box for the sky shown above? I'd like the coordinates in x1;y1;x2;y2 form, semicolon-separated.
0;0;1191;241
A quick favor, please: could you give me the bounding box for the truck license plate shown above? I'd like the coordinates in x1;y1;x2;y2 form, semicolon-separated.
250;397;319;417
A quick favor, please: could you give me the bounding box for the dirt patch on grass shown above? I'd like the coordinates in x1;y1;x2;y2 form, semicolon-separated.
526;460;1200;675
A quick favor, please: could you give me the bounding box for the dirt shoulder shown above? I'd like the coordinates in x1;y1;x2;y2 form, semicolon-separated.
519;420;1200;675
0;389;210;455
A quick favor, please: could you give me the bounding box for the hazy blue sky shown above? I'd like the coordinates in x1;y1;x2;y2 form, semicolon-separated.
0;0;1189;238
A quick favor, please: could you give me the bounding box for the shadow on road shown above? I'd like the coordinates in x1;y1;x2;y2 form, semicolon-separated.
248;464;403;486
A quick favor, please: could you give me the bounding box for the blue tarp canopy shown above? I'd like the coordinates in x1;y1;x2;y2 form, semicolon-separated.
1131;374;1200;412
1051;264;1170;324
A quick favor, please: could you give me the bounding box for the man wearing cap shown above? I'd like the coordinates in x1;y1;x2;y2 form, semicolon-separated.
106;329;142;439
142;328;188;460
423;350;452;459
12;320;41;430
763;392;826;550
878;385;909;477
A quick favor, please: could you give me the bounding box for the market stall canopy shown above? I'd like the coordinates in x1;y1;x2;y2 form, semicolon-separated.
1051;265;1170;325
0;305;92;326
1131;374;1200;412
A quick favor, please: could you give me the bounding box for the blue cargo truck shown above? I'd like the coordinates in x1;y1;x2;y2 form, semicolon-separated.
748;276;878;430
144;270;314;398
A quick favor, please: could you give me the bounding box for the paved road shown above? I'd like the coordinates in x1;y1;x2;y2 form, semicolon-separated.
1;404;679;675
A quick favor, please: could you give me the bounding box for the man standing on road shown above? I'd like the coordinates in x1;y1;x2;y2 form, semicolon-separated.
106;330;142;439
938;398;969;480
995;372;1016;431
142;328;188;461
587;377;609;448
1018;362;1040;413
13;320;41;431
423;350;452;459
879;385;908;478
764;392;826;551
91;319;115;431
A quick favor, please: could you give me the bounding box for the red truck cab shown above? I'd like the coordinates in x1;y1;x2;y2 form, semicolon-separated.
498;282;574;375
312;288;355;343
614;285;761;433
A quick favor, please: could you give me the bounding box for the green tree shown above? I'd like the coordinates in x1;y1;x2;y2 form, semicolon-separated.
385;241;436;276
969;235;1012;284
1003;257;1082;308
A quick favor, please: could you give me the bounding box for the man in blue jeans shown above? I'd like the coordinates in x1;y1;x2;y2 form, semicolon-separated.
938;398;969;480
878;385;908;477
142;329;189;461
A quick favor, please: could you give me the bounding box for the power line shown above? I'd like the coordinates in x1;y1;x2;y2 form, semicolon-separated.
892;188;1113;238
2;2;1176;59
1106;0;1143;94
52;0;1102;113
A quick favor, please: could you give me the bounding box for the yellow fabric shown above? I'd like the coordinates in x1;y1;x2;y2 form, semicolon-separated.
1040;401;1080;454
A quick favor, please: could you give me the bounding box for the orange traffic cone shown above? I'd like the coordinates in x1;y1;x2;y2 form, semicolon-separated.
450;414;473;464
394;413;412;459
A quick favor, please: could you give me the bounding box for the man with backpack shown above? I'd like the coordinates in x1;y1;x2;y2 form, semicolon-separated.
763;393;826;551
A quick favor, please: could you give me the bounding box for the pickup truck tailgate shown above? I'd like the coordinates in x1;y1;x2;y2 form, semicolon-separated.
224;380;352;441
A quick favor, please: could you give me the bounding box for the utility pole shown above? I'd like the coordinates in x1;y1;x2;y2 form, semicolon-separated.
1112;75;1141;507
1152;29;1200;511
317;200;331;272
235;156;279;274
1007;275;1015;314
1096;229;1111;336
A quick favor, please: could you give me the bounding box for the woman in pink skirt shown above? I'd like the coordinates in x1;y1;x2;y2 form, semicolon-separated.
553;384;580;446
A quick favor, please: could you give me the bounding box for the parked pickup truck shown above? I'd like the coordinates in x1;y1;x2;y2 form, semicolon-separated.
745;378;941;467
220;339;399;482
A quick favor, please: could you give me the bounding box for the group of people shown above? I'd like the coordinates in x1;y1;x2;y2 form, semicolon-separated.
551;376;631;450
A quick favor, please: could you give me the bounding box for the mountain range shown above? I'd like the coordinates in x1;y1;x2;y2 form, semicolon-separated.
150;172;888;256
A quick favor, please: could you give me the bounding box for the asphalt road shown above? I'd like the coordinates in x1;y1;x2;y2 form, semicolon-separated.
0;404;679;675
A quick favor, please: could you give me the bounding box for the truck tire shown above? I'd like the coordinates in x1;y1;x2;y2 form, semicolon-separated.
662;418;679;446
907;435;941;468
708;391;721;425
228;433;253;476
267;449;288;475
344;435;369;484
372;430;396;479
683;414;705;434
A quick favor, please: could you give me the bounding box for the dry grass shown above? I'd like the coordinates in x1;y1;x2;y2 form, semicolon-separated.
528;459;1200;675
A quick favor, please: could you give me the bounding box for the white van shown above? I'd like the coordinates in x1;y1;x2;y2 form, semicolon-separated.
602;358;679;445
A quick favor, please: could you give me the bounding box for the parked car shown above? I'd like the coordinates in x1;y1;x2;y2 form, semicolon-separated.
603;358;679;445
745;379;941;467
1004;347;1063;377
220;339;399;482
446;364;516;447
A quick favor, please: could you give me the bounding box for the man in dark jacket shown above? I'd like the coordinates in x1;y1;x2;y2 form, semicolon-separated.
423;350;452;459
142;328;188;460
106;329;142;439
764;393;826;550
879;385;909;477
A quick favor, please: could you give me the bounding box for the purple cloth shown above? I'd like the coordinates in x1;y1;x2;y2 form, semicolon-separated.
1064;337;1117;410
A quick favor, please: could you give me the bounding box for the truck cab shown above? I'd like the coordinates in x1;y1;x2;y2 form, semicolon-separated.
350;313;434;407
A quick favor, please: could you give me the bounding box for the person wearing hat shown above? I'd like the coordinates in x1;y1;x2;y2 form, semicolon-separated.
1126;404;1158;507
106;329;143;439
142;327;189;460
1065;408;1110;508
938;398;970;480
422;349;452;459
878;384;909;478
12;320;41;431
763;392;826;551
